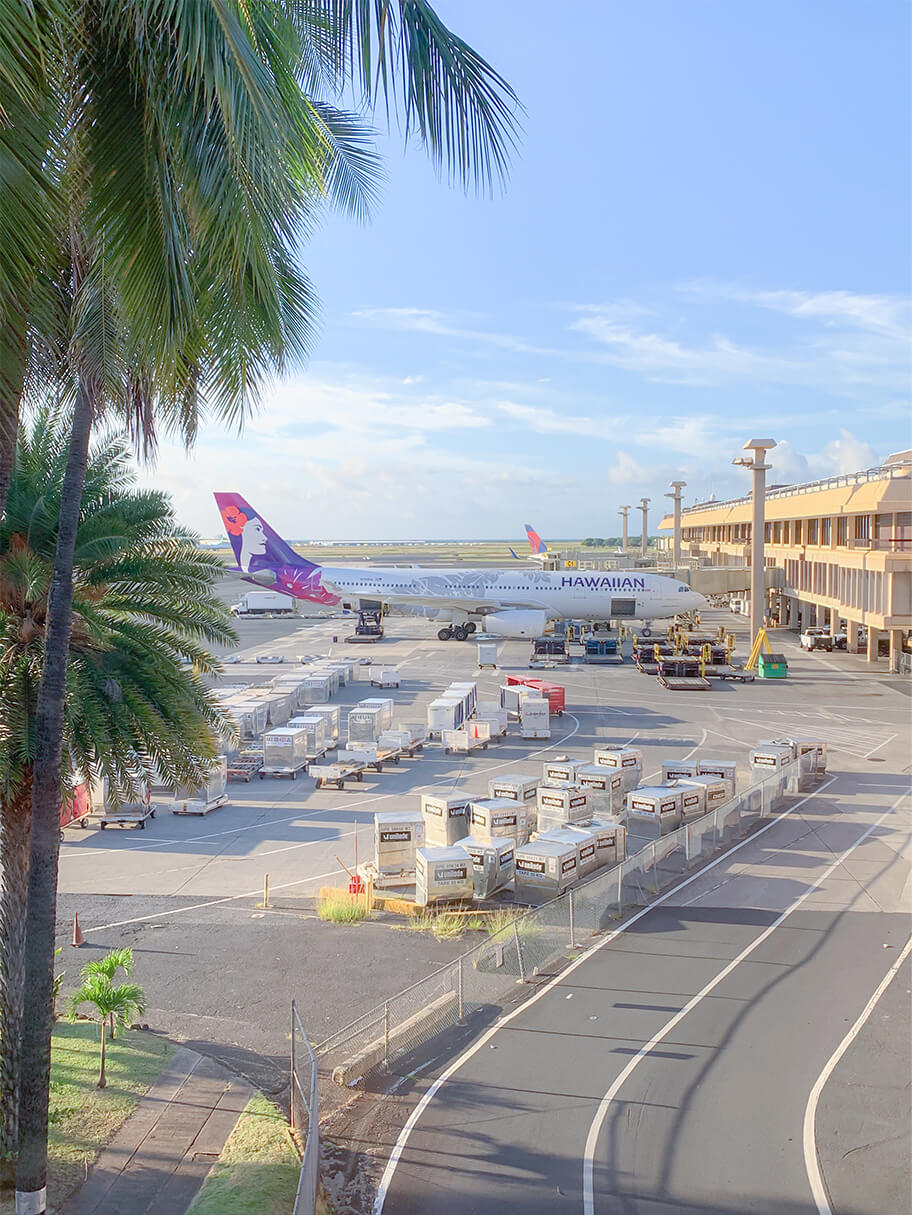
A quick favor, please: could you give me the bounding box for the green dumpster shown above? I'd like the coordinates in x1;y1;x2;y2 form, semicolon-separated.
758;652;788;679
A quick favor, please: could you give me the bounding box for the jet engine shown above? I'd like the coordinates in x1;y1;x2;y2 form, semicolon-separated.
483;610;548;638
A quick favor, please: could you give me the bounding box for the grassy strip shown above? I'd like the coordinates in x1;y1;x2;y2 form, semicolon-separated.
185;1095;301;1215
317;892;370;924
0;1021;174;1215
399;907;527;940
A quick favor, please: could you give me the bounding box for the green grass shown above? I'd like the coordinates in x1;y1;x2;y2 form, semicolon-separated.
185;1095;300;1215
317;892;370;924
0;1021;174;1215
397;907;529;940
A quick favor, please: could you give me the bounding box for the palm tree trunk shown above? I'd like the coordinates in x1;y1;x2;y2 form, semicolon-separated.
16;377;93;1210
0;776;32;1190
97;1022;106;1090
0;307;26;520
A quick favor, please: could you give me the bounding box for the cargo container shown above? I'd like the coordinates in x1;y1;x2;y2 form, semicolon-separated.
290;715;329;758
421;793;471;847
260;691;293;727
587;816;627;867
778;737;827;773
536;785;591;831
261;726;313;777
302;675;334;704
696;758;738;788
593;746;643;791
309;666;341;695
672;779;707;819
749;744;792;776
291;705;340;746
459;836;515;898
626;785;685;836
347;705;385;745
575;765;626;818
448;682;477;717
477;640;498;669
269;675;310;709
520;696;550;740
661;759;700;783
542;825;598;878
426;696;463;736
514;837;578;903
542;758;585;785
524;680;566;715
469;798;530;845
172;757;229;815
226;699;268;738
370;667;400;688
442;721;491;754
678;774;732;811
500;684;525;719
488;775;538;805
415;846;474;906
475;701;507;737
374;810;425;884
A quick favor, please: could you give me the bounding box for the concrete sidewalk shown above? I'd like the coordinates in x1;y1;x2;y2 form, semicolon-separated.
65;1045;253;1215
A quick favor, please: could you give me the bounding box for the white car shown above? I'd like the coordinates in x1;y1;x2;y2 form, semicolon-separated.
256;654;285;664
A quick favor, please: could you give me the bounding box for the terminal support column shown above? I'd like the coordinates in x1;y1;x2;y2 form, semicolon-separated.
847;620;859;652
866;627;881;663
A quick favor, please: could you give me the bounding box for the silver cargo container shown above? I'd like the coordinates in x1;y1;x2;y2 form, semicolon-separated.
374;810;425;883
262;727;311;774
285;715;328;759
227;699;268;738
661;759;700;782
301;675;333;704
459;835;515;899
626;785;685;837
291;705;340;746
171;757;229;815
542;758;585;784
513;837;578;903
696;758;738;788
476;701;507;736
347;705;385;744
415;846;474;906
421;793;471;847
469;798;530;845
487;775;538;805
359;697;394;730
536;785;591;831
542;825;598;878
593;746;643;791
587;816;626;867
576;765;626;818
677;774;731;812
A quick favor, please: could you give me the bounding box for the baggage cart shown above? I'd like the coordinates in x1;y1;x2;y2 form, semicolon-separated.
475;701;508;737
226;747;263;782
442;722;491;755
60;782;91;834
370;667;400;688
172;758;229;815
585;635;624;664
260;726;315;778
82;777;155;830
310;751;369;789
657;655;711;691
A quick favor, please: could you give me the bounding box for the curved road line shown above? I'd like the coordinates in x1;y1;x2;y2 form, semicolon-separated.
803;933;912;1215
372;775;842;1214
581;790;908;1215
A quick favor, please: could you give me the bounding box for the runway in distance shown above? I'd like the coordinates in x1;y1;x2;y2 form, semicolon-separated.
214;493;705;639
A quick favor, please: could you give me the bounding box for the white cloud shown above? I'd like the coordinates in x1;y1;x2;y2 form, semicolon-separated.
495;401;597;435
817;430;879;475
700;286;912;339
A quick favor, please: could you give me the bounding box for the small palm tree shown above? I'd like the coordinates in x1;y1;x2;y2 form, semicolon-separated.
67;974;146;1089
80;949;135;1040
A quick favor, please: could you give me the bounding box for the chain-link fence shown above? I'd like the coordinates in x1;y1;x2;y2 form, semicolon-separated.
290;999;319;1215
311;751;820;1097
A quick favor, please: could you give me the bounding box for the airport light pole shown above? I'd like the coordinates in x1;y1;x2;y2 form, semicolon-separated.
666;481;686;568
733;440;777;645
639;498;650;559
619;506;630;551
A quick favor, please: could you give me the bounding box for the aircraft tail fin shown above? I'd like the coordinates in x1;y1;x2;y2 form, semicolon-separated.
508;546;521;560
524;524;548;555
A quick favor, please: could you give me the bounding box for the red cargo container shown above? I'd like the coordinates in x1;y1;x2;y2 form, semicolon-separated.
60;781;90;830
505;676;565;715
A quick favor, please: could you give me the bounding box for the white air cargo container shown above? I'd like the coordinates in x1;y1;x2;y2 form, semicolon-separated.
254;691;291;726
448;682;477;717
520;696;550;739
374;810;425;884
291;705;340;746
378;729;413;752
536;785;591;832
543;825;598;878
421;793;471;847
662;759;700;783
415;846;474;906
286;715;328;759
780;737;827;773
172;757;229;815
500;684;525;719
227;699;268;738
626;785;685;836
542;758;585;785
477;640;498;668
459;836;516;899
269;675;309;709
328;659;355;685
469;798;530;845
476;701;507;737
673;779;707;819
347;705;385;745
426;697;463;736
310;666;341;695
576;766;626;818
696;758;737;789
488;775;538;805
749;744;792;775
593;746;643;790
262;727;311;776
301;675;333;704
677;774;731;812
514;837;578;903
587;817;626;867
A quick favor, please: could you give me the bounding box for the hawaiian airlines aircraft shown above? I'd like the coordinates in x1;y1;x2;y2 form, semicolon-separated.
215;493;704;640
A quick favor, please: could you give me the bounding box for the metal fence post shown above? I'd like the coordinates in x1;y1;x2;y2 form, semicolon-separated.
568;888;577;949
457;958;464;1023
383;1001;390;1070
290;999;297;1131
513;921;527;983
616;863;623;914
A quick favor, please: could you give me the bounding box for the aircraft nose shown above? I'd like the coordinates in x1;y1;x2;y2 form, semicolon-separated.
689;590;707;610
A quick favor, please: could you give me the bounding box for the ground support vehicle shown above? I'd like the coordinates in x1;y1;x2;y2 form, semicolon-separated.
310;752;369;789
231;590;295;617
60;784;91;837
347;610;384;642
370;667;400;687
800;626;847;652
441;724;491;755
81;805;156;830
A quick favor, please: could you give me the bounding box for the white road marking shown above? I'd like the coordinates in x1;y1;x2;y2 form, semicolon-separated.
372;776;845;1214
581;789;910;1215
643;728;706;783
802;934;912;1215
862;732;897;759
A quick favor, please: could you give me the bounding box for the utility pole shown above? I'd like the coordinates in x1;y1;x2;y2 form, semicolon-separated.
733;440;776;646
666;481;686;567
639;498;650;559
618;505;630;551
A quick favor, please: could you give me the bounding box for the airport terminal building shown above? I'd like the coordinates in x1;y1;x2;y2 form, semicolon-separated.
658;452;912;669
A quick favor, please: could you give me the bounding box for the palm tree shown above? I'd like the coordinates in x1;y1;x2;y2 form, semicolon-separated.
67;974;146;1089
8;5;517;1205
0;410;235;1182
79;949;135;1040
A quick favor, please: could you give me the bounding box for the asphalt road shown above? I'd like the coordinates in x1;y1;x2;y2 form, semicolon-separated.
374;771;911;1215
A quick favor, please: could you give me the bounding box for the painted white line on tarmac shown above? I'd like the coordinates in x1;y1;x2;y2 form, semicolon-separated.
85;865;346;933
581;788;910;1215
803;933;912;1215
643;728;706;783
372;776;850;1215
861;732;897;759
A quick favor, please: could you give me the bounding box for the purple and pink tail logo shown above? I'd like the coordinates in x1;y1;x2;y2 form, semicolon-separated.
214;493;339;606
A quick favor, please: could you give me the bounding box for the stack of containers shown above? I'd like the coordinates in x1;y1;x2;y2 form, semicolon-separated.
415;846;474;905
421;793;470;847
469;798;531;847
625;785;685;839
593;746;643;791
374;810;425;885
536;785;590;832
513;835;578;904
292;705;340;747
458;837;516;898
347;704;385;746
576;766;626;819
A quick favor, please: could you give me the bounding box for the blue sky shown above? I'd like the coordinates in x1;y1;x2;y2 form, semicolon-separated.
144;0;911;540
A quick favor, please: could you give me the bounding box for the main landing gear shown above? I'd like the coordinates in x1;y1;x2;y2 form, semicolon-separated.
437;622;477;641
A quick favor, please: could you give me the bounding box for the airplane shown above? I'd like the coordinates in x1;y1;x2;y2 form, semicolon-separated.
214;492;705;640
509;523;550;562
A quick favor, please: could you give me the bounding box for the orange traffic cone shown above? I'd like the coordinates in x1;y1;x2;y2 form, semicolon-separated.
71;913;85;948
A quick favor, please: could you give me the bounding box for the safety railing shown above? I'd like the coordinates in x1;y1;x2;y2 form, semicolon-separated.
311;753;820;1093
290;999;319;1215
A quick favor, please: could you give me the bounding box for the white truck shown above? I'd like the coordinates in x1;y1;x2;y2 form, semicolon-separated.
800;626;846;652
230;591;295;617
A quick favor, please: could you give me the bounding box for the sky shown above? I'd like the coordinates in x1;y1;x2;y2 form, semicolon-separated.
140;0;911;541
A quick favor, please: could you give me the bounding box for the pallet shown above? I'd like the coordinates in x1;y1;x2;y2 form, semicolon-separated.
82;808;156;830
658;676;711;691
172;795;229;816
